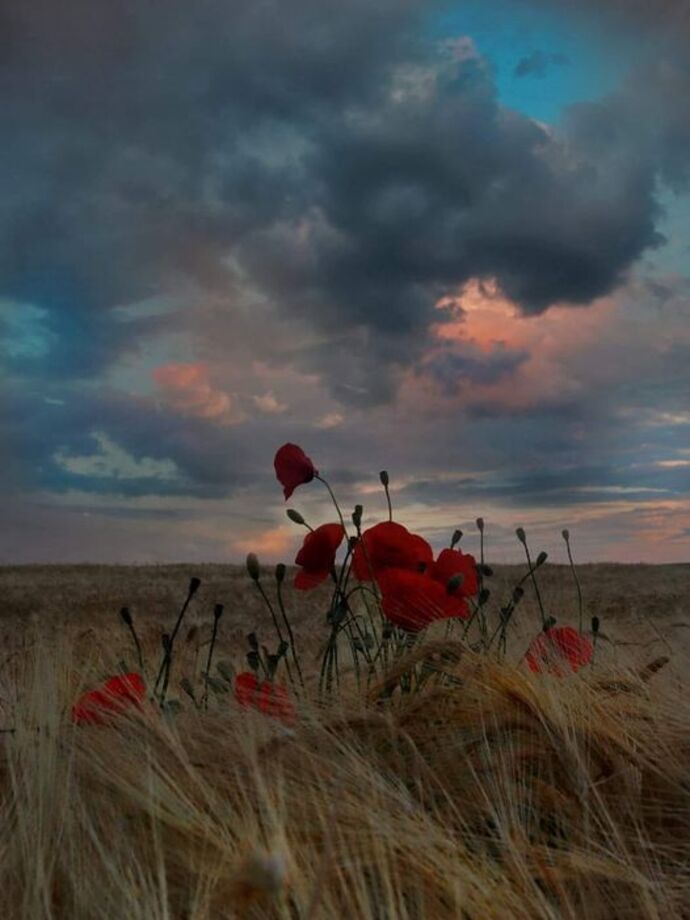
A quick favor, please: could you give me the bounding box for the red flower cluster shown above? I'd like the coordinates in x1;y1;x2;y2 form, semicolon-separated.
352;521;433;580
525;626;593;676
274;443;317;500
234;672;296;724
354;523;478;632
72;672;146;725
294;523;345;589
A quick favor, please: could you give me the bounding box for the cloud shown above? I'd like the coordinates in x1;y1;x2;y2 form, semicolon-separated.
252;392;288;415
153;362;243;424
54;432;180;482
1;0;686;410
514;50;570;78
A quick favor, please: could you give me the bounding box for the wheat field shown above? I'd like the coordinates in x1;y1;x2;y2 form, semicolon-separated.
0;563;689;918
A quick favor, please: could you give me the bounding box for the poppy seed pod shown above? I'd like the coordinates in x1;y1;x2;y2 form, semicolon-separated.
476;517;484;532
562;528;570;541
119;606;132;627
536;551;548;567
446;573;464;594
189;576;201;595
275;563;286;584
591;616;600;635
213;603;224;620
246;553;261;581
379;470;389;487
515;527;526;544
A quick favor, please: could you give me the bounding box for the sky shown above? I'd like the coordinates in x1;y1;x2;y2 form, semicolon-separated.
1;0;689;565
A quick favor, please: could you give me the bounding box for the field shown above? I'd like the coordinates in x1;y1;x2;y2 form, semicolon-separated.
1;562;689;918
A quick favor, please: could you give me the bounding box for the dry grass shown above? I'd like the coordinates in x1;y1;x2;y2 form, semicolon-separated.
1;564;689;918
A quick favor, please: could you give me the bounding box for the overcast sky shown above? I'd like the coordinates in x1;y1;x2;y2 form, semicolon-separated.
1;0;689;565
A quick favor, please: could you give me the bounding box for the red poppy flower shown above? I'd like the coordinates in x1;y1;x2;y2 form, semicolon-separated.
525;626;593;676
351;522;433;581
430;548;479;598
377;567;470;632
234;671;260;707
234;672;295;724
257;682;296;724
274;443;317;500
72;672;146;725
294;523;345;590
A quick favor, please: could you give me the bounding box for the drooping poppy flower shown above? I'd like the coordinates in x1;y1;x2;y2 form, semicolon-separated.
294;523;345;590
525;626;593;676
274;443;317;500
430;548;479;598
234;672;295;725
72;672;146;725
351;522;433;581
377;567;470;632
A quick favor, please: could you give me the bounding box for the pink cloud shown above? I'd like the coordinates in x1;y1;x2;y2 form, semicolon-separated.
153;362;244;424
400;277;683;416
229;525;297;559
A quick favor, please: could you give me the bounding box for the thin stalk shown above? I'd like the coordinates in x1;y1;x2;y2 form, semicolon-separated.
253;581;294;685
154;577;200;696
276;579;304;688
202;604;223;709
316;475;348;536
520;542;547;627
563;531;584;634
119;607;145;675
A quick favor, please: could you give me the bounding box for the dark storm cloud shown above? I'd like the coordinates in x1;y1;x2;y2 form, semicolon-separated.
2;0;686;399
421;342;529;394
399;460;689;509
514;50;570;78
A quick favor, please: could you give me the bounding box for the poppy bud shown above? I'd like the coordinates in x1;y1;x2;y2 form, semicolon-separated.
286;508;306;526
446;573;464;594
161;632;172;653
246;553;261;581
275;563;286;584
379;470;389;487
476;517;484;532
247;632;259;651
515;527;526;544
451;528;463;548
591;616;600;635
478;587;491;605
561;528;570;542
277;640;289;658
119;606;132;627
352;504;363;528
512;585;525;603
247;650;261;672
478;563;493;577
535;551;548;567
543;616;557;631
189;577;201;596
213;603;224;620
348;535;358;553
